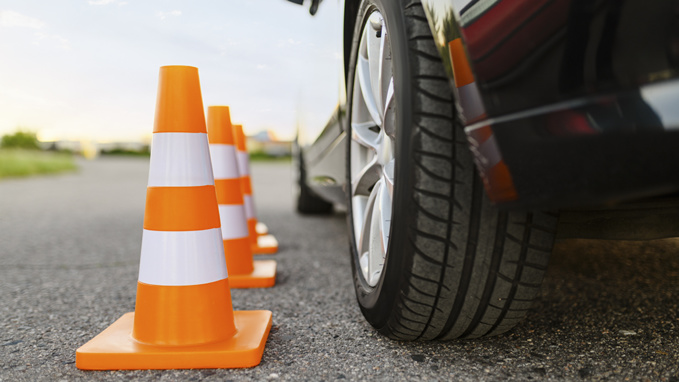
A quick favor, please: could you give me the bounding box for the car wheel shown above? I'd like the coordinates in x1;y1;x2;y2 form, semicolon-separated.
346;0;558;340
295;149;334;214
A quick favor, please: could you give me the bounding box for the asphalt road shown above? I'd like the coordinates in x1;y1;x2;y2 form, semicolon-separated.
0;157;677;381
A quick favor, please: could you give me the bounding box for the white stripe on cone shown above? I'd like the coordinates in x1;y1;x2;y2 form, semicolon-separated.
236;151;250;176
243;194;255;219
209;144;240;179
148;133;215;187
477;133;502;169
138;228;227;286
457;81;485;123
218;205;250;240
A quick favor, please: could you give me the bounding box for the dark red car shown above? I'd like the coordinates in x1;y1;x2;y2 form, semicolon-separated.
292;0;679;340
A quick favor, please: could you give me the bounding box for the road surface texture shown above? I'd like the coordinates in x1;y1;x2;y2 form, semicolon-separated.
1;157;677;381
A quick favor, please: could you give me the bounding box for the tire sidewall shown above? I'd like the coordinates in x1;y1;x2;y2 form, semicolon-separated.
346;0;415;330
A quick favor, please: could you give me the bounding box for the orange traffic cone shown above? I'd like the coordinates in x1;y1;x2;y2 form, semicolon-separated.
256;222;269;235
75;66;272;370
233;123;279;255
207;106;276;288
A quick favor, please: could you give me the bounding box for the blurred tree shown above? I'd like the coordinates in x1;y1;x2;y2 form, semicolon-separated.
1;130;40;150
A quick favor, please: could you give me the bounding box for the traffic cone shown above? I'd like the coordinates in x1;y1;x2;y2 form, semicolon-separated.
256;222;269;235
75;66;272;370
207;106;276;288
233;123;279;255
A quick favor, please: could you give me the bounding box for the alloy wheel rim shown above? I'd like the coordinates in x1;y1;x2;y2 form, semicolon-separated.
350;9;395;287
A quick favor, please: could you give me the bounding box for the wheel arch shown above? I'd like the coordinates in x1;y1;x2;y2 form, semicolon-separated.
343;0;361;87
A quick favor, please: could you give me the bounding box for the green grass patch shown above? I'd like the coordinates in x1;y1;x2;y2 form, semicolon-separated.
248;151;291;162
100;147;150;157
0;149;77;179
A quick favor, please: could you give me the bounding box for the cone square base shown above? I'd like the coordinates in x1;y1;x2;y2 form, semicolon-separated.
255;222;268;236
229;260;276;288
252;234;278;255
76;310;272;370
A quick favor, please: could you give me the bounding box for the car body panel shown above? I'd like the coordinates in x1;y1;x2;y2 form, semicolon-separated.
299;0;679;211
423;0;679;116
302;105;348;204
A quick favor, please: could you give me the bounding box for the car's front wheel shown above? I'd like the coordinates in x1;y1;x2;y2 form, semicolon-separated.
346;0;558;340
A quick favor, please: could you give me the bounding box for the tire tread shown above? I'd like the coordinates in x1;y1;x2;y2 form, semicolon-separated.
375;0;557;341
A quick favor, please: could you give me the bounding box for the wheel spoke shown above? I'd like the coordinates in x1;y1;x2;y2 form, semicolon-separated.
367;180;388;285
367;12;383;113
382;78;396;139
357;187;378;278
352;195;368;248
351;155;381;196
378;24;392;116
376;179;391;256
352;121;380;151
357;48;382;126
383;158;395;198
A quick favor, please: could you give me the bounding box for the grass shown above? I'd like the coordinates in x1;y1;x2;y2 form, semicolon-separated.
0;149;77;179
248;151;291;162
100;148;150;157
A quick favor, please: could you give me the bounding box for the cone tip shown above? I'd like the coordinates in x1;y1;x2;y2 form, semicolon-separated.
160;65;198;70
154;65;206;134
208;105;231;116
207;106;234;144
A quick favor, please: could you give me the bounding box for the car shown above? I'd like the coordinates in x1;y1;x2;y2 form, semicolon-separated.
290;0;679;341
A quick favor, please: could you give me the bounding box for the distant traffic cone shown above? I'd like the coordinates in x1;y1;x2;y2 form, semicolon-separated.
76;66;272;370
207;106;276;288
256;221;269;235
233;123;279;255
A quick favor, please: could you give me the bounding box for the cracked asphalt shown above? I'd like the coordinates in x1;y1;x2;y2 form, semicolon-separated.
0;157;678;381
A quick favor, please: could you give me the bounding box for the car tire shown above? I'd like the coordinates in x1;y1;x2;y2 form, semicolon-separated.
295;150;334;215
346;0;558;340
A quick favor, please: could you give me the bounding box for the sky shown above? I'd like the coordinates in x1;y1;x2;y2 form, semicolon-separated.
0;0;342;142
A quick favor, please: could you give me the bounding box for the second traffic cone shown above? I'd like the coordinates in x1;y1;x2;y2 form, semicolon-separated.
233;123;279;255
208;106;276;288
75;66;272;370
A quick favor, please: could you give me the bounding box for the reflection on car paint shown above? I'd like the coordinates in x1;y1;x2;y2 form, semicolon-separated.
640;79;679;130
423;0;679;118
462;0;569;85
449;36;516;201
448;38;486;124
466;124;518;203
